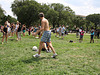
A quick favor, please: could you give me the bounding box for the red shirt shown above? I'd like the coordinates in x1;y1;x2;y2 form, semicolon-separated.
80;31;84;35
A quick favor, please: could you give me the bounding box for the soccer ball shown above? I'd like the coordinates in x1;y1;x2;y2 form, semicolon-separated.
32;46;38;51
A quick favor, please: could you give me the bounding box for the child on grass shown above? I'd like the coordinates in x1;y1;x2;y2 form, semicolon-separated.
90;27;94;43
79;28;84;43
2;23;8;44
17;23;22;41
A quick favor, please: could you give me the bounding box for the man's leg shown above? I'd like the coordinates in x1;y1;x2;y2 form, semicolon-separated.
47;42;57;58
47;42;56;54
38;41;44;54
33;41;44;57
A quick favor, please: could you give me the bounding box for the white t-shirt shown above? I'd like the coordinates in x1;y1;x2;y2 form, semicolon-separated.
15;24;19;29
57;28;59;32
61;27;65;33
7;23;11;32
59;26;62;32
79;29;82;32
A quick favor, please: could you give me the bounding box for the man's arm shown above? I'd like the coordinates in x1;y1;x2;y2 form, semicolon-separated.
32;21;45;36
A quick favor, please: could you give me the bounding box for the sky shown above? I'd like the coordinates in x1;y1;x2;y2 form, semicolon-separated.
0;0;100;18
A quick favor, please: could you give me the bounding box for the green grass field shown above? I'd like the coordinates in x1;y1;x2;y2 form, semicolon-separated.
0;32;100;75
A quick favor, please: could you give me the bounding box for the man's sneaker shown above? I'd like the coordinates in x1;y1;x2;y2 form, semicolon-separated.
46;50;52;53
51;53;57;58
48;50;52;53
46;50;49;53
33;54;40;58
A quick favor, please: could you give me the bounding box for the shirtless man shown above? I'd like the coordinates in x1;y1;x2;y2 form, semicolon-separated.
33;12;57;58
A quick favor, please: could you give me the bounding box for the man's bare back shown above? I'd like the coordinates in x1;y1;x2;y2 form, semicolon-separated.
41;18;49;31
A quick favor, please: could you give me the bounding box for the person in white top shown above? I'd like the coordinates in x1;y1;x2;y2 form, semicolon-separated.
61;25;65;39
6;21;11;37
15;21;19;40
59;25;62;38
55;27;59;37
79;28;82;33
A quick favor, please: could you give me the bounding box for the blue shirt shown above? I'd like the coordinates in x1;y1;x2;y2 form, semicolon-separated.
91;29;94;35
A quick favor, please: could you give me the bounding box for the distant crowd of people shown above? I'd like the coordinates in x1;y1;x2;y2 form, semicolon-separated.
51;25;68;39
0;21;99;45
0;20;52;53
51;25;99;43
0;21;27;44
75;27;99;43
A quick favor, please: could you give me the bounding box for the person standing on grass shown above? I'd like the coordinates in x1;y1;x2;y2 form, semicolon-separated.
59;25;62;38
79;27;82;36
6;21;11;37
97;30;99;39
32;12;57;58
11;23;15;37
90;27;94;43
17;23;22;41
33;25;38;38
76;27;79;38
28;26;31;36
61;25;65;39
55;27;59;37
2;23;8;44
15;21;19;40
79;28;84;43
22;24;26;36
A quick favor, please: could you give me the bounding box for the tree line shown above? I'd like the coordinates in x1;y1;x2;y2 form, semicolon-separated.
0;6;17;25
0;0;100;30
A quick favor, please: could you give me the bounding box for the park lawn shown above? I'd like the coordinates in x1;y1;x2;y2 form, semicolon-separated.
0;32;100;75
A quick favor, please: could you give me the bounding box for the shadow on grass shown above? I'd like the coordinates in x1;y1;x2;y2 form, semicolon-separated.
9;39;17;41
21;56;57;64
21;57;46;64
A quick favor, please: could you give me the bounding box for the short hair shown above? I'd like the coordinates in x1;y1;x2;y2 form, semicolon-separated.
39;12;44;17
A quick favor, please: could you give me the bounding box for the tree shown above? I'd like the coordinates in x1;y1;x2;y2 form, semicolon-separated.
39;3;50;15
73;16;85;29
46;9;59;28
0;6;5;24
86;14;100;29
49;3;75;27
0;15;17;25
0;5;17;25
11;0;41;26
11;1;76;29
